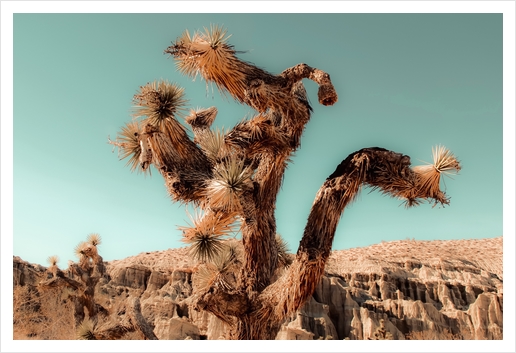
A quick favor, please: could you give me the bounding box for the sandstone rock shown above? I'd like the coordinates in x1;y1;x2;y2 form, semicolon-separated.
145;271;169;292
205;314;229;340
140;294;178;325
275;324;315;340
110;264;151;290
154;317;200;340
13;256;46;286
13;237;503;340
467;292;503;339
278;297;338;340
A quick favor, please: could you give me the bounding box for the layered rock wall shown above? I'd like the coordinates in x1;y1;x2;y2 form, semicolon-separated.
13;237;503;340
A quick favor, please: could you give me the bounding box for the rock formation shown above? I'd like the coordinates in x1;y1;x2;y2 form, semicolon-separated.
13;237;503;340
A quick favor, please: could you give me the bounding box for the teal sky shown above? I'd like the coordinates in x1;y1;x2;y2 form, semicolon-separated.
7;12;507;269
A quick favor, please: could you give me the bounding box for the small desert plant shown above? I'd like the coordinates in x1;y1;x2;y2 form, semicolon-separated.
46;255;59;278
13;285;75;340
76;315;142;340
405;328;466;340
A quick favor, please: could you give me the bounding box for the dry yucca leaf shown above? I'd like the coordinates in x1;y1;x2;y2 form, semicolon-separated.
46;255;59;267
109;121;144;173
76;319;96;340
412;145;461;200
198;127;228;161
74;241;89;259
132;80;187;122
179;210;236;263
205;156;253;211
87;233;102;247
166;25;256;102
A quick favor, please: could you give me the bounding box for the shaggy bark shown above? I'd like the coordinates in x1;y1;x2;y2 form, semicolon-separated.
254;148;436;339
193;147;452;339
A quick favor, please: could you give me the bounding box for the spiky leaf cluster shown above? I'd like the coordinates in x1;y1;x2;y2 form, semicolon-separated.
46;255;60;278
76;318;131;340
198;127;228;162
132;80;187;123
412;145;461;203
110;80;191;175
74;241;90;260
46;255;59;267
76;319;97;340
165;25;259;102
432;145;462;173
110;121;143;173
166;25;233;79
213;240;242;273
87;233;102;247
361;146;460;207
73;233;102;268
185;233;226;264
180;212;237;263
206;157;253;211
193;263;219;292
193;241;242;292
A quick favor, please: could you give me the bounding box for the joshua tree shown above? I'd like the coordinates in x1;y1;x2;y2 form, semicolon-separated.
110;25;461;339
68;233;107;323
40;234;157;340
40;233;106;325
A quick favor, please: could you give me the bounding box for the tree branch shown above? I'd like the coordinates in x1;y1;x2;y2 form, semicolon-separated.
194;289;250;324
258;147;460;325
280;63;338;106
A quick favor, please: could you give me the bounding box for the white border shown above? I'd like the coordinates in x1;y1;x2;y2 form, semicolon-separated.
1;1;514;352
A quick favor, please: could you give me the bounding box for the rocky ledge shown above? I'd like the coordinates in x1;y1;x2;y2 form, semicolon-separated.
13;237;502;340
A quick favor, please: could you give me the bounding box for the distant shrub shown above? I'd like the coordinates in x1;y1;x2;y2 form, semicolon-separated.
13;285;75;340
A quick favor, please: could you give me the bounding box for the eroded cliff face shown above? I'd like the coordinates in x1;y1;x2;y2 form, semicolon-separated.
282;266;503;340
13;256;47;286
280;237;503;340
13;237;502;340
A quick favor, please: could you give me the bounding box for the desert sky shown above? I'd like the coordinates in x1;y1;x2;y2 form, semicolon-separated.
4;4;512;273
